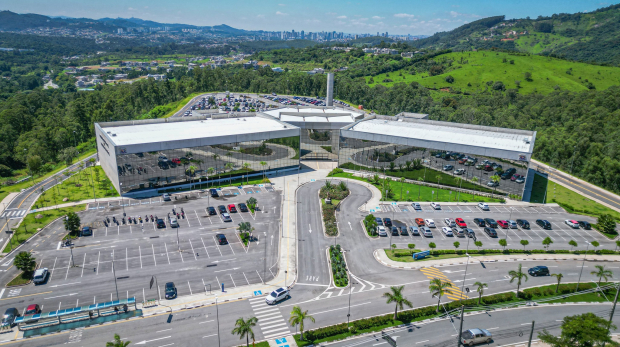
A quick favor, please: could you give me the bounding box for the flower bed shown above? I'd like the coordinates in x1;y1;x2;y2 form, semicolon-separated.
329;245;348;287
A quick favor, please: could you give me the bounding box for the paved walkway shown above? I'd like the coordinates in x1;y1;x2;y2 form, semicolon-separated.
374;249;620;270
0;192;19;215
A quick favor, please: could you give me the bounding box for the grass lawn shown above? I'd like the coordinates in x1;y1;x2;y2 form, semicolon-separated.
385;249;471;262
331;172;502;203
4;205;86;253
548;181;620;220
365;50;620;94
7;272;31;286
35;166;118;208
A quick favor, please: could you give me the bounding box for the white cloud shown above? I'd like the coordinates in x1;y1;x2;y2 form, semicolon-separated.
278;3;286;6
256;14;265;18
337;15;347;19
372;16;383;19
450;11;481;18
394;13;414;19
275;11;288;16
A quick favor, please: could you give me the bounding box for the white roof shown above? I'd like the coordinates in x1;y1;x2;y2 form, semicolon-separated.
102;117;291;146
263;107;361;124
349;119;533;153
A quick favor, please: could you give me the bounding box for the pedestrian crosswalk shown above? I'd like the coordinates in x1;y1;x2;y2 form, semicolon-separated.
0;210;26;218
316;274;387;299
419;267;468;301
248;296;292;340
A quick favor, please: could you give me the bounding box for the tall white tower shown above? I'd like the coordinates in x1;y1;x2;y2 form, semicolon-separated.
326;73;334;107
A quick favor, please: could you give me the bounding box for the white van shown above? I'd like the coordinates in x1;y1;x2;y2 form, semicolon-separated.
33;268;49;284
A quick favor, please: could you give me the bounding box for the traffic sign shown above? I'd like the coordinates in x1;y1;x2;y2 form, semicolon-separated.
391;202;397;206
253;290;262;296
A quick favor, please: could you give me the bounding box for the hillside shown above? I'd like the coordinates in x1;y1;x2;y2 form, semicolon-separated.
412;4;620;65
365;50;620;94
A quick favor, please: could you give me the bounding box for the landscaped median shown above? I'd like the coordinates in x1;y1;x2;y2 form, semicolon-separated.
291;282;618;347
319;180;350;237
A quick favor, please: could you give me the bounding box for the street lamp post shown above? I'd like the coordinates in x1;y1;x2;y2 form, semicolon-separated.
111;249;120;301
216;296;221;347
460;234;475;303
576;241;590;293
347;279;356;327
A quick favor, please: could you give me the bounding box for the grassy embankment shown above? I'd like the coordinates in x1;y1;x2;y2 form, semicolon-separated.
34;166;118;208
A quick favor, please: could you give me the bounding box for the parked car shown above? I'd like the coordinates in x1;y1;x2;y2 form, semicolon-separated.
210;188;219;197
265;287;290;305
409;226;420;235
377;226;387;237
425;219;436;228
238;203;248;212
162;193;171;201
156;219;166;228
80;226;92;236
444;218;456;227
473;218;486;227
484;218;498;228
461;328;493;345
528;266;550;277
376;217;384;226
464;228;475;238
578;221;591;230
169;217;179;228
497;220;509;229
443;165;454;171
515;176;525;183
455;218;467;228
516;219;530;229
536;219;552;230
415;218;425;227
508;220;518;229
421;227;433;237
430;202;441;210
441;227;453;237
453;227;465;237
383;218;392;227
165;282;177;299
399;226;408;236
33;268;48;285
564;220;579;229
218;205;227;214
477;202;489;211
484;227;498;237
454;169;466;175
216;234;228;245
487;180;499;187
412;202;421;210
222;213;232;222
391;226;399;236
207;206;217;215
227;204;237;213
24;304;41;315
1;308;19;327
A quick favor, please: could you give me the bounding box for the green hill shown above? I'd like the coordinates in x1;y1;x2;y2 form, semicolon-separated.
365;50;620;94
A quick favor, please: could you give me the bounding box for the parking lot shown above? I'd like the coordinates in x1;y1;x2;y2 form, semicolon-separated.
369;203;608;251
0;187;281;316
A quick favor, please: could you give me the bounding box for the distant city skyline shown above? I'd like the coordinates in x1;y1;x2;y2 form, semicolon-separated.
3;0;619;35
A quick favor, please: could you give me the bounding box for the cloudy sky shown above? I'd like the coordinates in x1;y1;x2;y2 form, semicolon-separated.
3;0;617;35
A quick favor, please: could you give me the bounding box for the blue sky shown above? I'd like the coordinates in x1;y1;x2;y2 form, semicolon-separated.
4;0;619;35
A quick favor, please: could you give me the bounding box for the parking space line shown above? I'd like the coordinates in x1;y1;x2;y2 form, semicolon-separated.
230;274;236;288
186;218;191;228
519;228;534;241
535;226;555;242
188;281;193;295
509;228;521;240
96;252;100;275
105;227;108;237
189;239;197;260
64;256;71;280
201;237;210;258
126;248;129;271
229;241;236;255
139;246;143;268
243;272;250;285
179;246;185;262
195;211;202;226
81;254;86;277
164;243;171;264
212;235;223;256
151;244;157;266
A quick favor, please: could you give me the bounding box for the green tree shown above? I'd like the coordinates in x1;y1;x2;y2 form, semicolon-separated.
207;167;215;186
64;211;81;235
590;265;613;285
408;244;416;255
14;251;36;273
399;177;405;200
187;165;197;189
106;334;130;347
591;241;600;250
499;238;507;251
246;197;258;211
520;239;529;251
508;263;528;298
474;240;483;250
231;317;258;347
538;312;616;347
382;285;413;319
542;237;553;250
597;214;617;235
490;175;500;197
474;281;487;305
569;240;578;251
453;241;460;250
59;147;78;166
429;242;436;250
260;161;267;179
225;162;234;172
27;155;42;176
429;278;453;312
551;273;563;294
616;240;620;252
289;306;314;341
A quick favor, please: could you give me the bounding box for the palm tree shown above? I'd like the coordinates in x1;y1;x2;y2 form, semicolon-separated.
231;316;258;347
508;263;528;298
187;165;197;190
417;176;424;199
474;281;487;305
382;285;413;319
591;265;613;285
399;177;406;201
260;161;267;179
551;273;563;293
106;334;130;347
289;306;315;341
491;175;500;198
207;167;215;187
429;278;453;312
225;162;234;172
212;153;220;162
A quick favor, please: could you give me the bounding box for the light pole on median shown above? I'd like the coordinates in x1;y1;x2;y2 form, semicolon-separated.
347;278;357;327
459;233;475;303
576;241;590;293
111;250;120;301
216;296;221;347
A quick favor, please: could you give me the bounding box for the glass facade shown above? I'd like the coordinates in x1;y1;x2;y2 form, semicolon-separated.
338;136;530;199
115;136;299;194
300;129;339;161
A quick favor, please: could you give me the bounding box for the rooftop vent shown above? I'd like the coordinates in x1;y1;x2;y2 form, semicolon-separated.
111;133;117;137
523;137;531;144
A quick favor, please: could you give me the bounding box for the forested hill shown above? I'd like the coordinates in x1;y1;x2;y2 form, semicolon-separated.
412;4;620;66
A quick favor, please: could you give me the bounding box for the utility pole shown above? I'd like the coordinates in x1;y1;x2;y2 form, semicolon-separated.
527;321;535;347
602;284;620;347
111;250;120;301
457;305;465;346
347;279;356;327
576;242;590;292
216;296;221;347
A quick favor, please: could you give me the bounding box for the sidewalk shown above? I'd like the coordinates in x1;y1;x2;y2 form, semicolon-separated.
31;197;122;212
374;249;620;270
0;192;19;214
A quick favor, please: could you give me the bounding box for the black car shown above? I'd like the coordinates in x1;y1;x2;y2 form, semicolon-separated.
216;234;228;245
383;218;392;227
464;228;476;238
210;188;219;198
536;219;552;230
501;168;517;180
578;221;591;230
484;218;498;228
1;308;19;328
238;203;249;212
207;206;217;215
399;226;408;236
391;226;399;236
528;266;550;277
165;282;177;300
484;227;498;237
473;218;486;227
375;217;383;226
156;219;166;228
218;205;227;214
516;219;530;229
80;226;92;236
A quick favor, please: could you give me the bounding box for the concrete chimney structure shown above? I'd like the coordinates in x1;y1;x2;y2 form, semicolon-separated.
326;72;334;106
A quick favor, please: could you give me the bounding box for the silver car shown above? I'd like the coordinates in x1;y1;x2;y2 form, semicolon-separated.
461;328;492;345
169;217;179;228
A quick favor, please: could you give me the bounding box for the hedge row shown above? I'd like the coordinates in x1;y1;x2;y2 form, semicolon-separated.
390;248;620;258
322;202;338;236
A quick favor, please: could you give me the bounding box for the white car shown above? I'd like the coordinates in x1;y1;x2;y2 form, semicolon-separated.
425;219;436;228
508;220;518;229
487;181;499;187
412;202;421;210
441;227;453;236
409;226;419;235
265;287;290;305
169;217;179;228
565;220;579;229
421;227;433;237
478;202;489;211
454;169;466;175
431;202;441;210
444;218;456;227
377;226;387;236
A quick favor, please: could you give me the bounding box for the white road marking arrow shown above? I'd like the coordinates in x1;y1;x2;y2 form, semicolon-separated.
348;222;352;230
309;223;312;233
135;336;172;345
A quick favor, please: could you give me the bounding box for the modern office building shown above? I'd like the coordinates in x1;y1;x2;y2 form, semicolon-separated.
95;114;300;196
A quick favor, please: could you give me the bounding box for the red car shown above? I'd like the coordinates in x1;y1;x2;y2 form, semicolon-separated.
497;220;509;229
227;204;237;213
511;174;522;181
171;158;181;164
25;304;41;315
455;218;467;228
